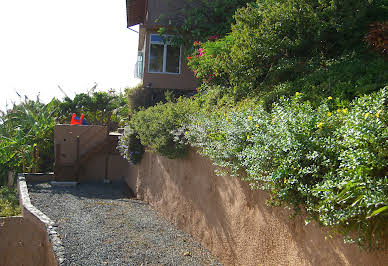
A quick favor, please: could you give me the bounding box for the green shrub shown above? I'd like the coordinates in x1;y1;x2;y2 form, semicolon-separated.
158;0;255;48
187;36;233;90
129;98;197;159
0;97;56;183
55;90;129;130
188;0;387;99
313;88;388;249
0;186;20;217
186;87;388;249
117;126;144;164
262;53;388;109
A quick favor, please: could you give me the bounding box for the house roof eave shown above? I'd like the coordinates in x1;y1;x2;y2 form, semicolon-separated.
126;0;147;28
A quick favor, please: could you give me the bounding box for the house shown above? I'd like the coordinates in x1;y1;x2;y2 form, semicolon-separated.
126;0;198;91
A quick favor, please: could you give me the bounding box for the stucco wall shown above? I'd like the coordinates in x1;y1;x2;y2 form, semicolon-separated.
54;124;108;166
0;216;56;266
0;175;64;266
54;125;129;182
80;153;128;182
126;151;388;266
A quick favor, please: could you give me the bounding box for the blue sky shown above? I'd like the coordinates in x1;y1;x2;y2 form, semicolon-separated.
0;0;140;110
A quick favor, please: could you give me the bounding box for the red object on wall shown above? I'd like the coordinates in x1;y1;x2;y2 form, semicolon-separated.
70;113;85;125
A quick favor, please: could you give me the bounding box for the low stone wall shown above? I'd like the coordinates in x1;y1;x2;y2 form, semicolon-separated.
0;175;65;266
126;151;388;266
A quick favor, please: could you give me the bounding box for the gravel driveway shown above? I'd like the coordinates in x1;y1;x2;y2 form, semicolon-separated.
28;182;221;266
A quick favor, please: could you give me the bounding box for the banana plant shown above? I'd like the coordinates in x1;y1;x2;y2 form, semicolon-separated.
0;95;56;184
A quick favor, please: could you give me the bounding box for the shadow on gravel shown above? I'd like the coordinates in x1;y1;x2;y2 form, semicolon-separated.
27;181;135;200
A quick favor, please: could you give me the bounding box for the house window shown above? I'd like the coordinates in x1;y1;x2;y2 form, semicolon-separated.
135;52;143;78
148;34;181;74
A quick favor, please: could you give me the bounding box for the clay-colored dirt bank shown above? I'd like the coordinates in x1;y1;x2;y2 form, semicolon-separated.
127;151;388;266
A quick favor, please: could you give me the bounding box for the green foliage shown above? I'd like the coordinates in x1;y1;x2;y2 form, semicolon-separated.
0;186;21;217
158;0;255;48
261;53;388;109
117;125;144;164
313;89;388;249
188;0;387;99
0;96;56;184
0;89;129;184
185;88;388;249
129;98;197;159
55;90;129;130
188;36;233;89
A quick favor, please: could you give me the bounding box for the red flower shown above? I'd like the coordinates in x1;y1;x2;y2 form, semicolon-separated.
193;41;201;46
187;56;193;60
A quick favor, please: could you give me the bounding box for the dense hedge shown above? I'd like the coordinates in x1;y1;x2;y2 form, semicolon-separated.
121;87;388;249
188;0;387;101
185;88;388;249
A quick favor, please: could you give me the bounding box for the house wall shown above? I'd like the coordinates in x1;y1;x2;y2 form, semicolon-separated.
145;0;188;26
132;0;200;90
126;0;146;27
126;151;388;266
142;30;199;90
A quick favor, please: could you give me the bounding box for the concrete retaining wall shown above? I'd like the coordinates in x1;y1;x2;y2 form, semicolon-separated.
0;175;65;266
126;151;388;266
54;125;129;182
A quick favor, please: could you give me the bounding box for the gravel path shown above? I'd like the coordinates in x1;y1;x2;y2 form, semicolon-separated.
28;182;221;266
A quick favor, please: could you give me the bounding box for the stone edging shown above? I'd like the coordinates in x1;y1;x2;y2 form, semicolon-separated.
18;174;67;265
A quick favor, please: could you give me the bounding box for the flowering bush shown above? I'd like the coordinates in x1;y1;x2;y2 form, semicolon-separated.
313;89;388;248
187;36;233;91
187;0;387;101
117;126;144;164
185;87;388;249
